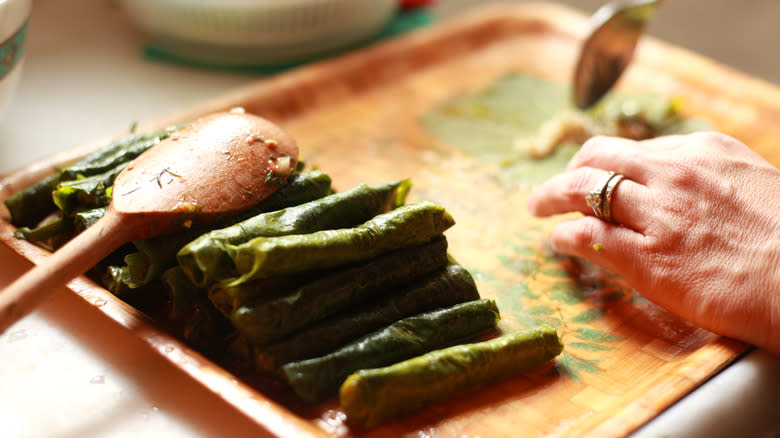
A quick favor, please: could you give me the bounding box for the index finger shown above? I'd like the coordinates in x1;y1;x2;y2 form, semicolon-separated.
567;136;652;184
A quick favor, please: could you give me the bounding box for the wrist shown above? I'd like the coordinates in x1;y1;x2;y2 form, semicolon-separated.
758;217;780;356
764;282;780;356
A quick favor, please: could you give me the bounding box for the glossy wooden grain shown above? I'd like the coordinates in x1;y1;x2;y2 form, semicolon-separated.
2;3;777;437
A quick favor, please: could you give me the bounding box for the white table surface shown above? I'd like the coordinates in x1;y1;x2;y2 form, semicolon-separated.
1;1;778;437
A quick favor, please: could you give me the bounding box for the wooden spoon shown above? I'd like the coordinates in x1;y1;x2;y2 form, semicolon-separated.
0;111;299;333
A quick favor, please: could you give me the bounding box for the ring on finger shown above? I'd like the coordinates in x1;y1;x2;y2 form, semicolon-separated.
585;171;614;219
601;173;625;223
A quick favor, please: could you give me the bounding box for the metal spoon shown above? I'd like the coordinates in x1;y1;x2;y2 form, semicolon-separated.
0;111;299;333
573;0;663;109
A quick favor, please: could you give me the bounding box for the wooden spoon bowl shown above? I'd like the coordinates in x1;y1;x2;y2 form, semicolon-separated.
0;111;299;332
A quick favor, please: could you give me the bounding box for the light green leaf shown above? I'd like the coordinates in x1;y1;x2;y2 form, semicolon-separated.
571;308;603;324
527;305;556;316
567;341;613;352
574;327;625;343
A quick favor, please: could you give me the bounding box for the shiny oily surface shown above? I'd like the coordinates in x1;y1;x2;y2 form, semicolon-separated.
0;111;297;335
113;111;299;235
572;0;661;109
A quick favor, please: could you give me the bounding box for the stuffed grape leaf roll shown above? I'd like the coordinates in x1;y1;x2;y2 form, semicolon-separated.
228;201;455;284
340;325;563;427
178;178;409;287
281;298;500;403
228;237;450;344
252;263;481;372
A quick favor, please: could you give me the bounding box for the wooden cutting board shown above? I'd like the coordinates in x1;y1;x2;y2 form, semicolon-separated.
3;3;779;437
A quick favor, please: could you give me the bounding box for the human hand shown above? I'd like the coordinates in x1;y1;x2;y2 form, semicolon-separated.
527;132;780;355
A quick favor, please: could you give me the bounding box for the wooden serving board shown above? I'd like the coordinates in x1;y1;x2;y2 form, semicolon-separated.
3;3;779;437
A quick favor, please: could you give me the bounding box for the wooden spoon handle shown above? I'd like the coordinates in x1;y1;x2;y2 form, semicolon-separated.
0;211;130;333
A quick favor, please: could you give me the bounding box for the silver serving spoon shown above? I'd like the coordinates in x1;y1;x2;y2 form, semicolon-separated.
573;0;664;109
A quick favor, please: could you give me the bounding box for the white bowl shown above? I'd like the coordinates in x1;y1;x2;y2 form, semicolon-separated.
0;0;31;119
119;0;398;67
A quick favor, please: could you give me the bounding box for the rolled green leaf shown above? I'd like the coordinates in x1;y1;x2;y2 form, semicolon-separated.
208;274;310;318
229;237;450;345
102;265;133;297
253;264;481;373
61;128;175;179
13;215;72;244
124;251;158;288
100;265;158;299
178;178;408;287
229;201;455;284
73;207;107;232
238;169;332;216
158;267;235;354
123;231;208;290
111;170;333;291
162;265;207;319
4;174;61;228
5;127;174;227
52;162;127;215
340;325;563;427
183;299;235;356
281;298;500;404
15;162;122;243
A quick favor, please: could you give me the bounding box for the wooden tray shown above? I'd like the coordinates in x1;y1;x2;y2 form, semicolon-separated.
4;3;779;437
